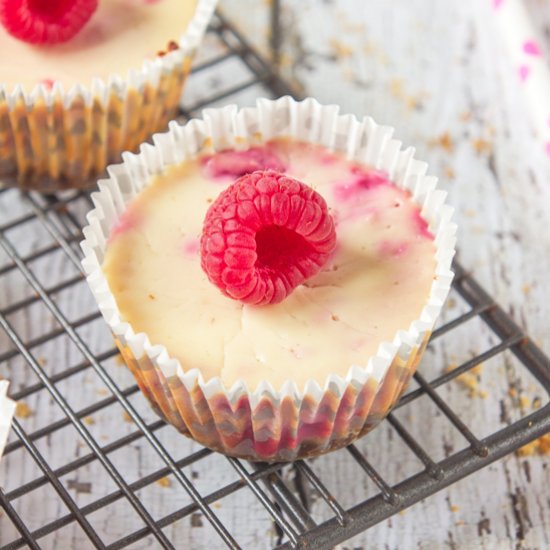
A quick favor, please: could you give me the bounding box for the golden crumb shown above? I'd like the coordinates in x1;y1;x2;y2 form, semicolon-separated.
459;111;471;122
37;357;47;367
521;284;531;296
450;505;459;513
329;39;353;58
519;396;531;409
389;78;403;98
537;434;550;454
472;138;492;155
405;95;422;111
516;434;550;457
429;133;454;152
156;476;172;488
115;354;125;366
96;388;109;397
398;509;407;516
516;443;536;457
446;298;457;309
83;416;95;426
277;53;293;69
443;166;456;180
148;294;156;300
455;520;465;526
470;364;483;376
213;502;222;509
122;411;133;423
15;402;33;419
448;363;485;398
508;387;518;398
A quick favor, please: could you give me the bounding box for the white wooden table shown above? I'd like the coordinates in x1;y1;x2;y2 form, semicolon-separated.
1;0;550;548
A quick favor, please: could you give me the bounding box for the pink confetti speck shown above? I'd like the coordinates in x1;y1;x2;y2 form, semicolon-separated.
518;65;530;82
378;240;409;257
545;141;550;158
523;41;541;56
182;237;199;257
492;0;503;9
40;79;55;89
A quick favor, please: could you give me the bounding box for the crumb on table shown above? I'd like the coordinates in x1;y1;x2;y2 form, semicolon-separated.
15;402;34;418
156;476;172;488
516;434;550;457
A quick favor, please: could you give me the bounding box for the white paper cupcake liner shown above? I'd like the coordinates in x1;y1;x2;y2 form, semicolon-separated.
0;0;217;192
81;97;457;461
0;381;16;476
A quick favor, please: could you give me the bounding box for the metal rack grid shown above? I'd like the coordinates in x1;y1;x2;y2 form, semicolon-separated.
1;10;550;550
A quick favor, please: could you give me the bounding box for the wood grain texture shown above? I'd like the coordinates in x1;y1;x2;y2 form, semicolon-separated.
1;0;550;548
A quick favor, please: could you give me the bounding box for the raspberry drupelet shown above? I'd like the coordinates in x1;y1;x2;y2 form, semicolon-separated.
0;0;98;44
200;170;337;305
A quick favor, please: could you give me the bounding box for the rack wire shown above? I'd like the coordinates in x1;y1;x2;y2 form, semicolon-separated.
1;10;550;550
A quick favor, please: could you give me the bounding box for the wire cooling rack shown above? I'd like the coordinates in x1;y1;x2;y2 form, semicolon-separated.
1;10;550;550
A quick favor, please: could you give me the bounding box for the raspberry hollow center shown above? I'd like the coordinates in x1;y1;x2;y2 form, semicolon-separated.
255;225;314;272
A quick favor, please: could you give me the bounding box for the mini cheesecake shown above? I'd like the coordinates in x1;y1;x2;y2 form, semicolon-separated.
102;138;436;391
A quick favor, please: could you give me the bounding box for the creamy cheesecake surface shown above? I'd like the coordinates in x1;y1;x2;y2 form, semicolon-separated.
103;139;436;390
0;0;198;91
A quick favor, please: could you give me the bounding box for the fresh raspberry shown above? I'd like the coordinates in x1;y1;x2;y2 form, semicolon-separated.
201;170;337;305
202;147;286;179
0;0;98;45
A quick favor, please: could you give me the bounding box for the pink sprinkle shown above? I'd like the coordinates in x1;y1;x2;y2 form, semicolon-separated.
378;240;410;257
182;237;199;257
319;153;337;165
523;40;541;56
412;210;433;240
109;209;141;242
40;79;55;89
492;0;503;9
545;141;550;158
518;65;530;82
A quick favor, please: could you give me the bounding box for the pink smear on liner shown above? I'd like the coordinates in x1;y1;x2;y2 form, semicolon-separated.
182;237;200;257
202;146;286;180
412;210;434;239
492;0;503;9
378;240;410;257
523;40;542;56
144;0;162;3
518;65;530;82
109;209;141;242
333;168;389;202
545;141;550;158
